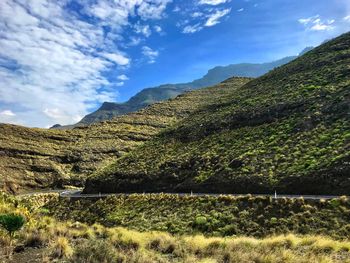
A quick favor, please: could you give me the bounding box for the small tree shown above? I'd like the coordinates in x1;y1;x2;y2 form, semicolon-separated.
0;213;25;237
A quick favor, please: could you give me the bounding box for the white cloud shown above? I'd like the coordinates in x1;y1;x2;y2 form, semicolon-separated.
137;0;172;19
43;108;68;120
191;12;204;18
311;19;334;31
100;53;130;66
154;25;162;32
179;2;231;34
205;8;231;27
116;82;124;86
199;0;229;5
117;74;129;81
298;15;335;31
129;36;143;46
0;109;19;125
134;23;152;37
237;8;244;12
0;110;15;116
298;17;313;25
142;46;159;64
344;15;350;22
0;0;171;127
183;23;203;33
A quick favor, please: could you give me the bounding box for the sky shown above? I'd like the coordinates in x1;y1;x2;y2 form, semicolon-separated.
0;0;349;128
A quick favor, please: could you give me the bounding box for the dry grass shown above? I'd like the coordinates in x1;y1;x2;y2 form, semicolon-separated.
1;216;350;263
49;236;73;259
1;193;350;262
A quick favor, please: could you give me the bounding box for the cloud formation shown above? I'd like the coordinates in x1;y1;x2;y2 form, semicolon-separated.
0;0;171;127
0;110;15;117
134;23;152;37
142;46;159;64
198;0;229;5
205;8;231;27
181;5;231;34
184;23;205;33
298;15;335;31
117;74;129;81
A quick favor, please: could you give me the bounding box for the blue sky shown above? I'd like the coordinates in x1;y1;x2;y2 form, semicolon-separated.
0;0;349;127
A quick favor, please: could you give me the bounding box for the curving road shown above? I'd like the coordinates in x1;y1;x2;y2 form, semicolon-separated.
56;189;344;200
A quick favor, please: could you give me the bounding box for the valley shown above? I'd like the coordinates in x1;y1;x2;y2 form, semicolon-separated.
0;13;349;262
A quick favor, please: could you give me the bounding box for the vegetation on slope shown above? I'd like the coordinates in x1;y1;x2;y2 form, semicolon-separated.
2;193;350;263
0;78;250;193
45;194;350;239
85;32;350;195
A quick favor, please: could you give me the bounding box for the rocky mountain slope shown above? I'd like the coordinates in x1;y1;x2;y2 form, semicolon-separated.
84;33;350;195
56;49;312;129
0;78;250;193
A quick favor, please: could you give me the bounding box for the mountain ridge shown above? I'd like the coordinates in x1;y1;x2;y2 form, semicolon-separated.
53;48;313;129
0;78;250;193
83;33;349;195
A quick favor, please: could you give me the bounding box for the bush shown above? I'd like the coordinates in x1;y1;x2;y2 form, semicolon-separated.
148;237;177;255
0;213;25;237
113;238;140;251
24;231;47;248
220;224;238;236
70;239;122;263
50;236;73;259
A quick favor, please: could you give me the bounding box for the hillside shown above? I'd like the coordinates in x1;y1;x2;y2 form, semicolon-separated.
0;78;250;193
46;194;350;239
65;51;312;128
84;33;350;195
2;193;350;263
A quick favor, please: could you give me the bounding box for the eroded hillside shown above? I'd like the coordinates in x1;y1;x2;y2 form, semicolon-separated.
85;32;350;195
0;78;250;193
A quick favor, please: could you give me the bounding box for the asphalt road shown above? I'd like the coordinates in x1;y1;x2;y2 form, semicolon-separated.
56;190;344;200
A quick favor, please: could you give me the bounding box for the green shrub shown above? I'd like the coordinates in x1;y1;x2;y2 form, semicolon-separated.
195;216;207;225
220;224;238;236
270;217;278;224
194;216;208;231
0;213;25;237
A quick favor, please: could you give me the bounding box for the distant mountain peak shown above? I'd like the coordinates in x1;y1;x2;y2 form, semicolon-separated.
52;46;313;129
50;124;62;128
99;102;123;111
299;46;314;56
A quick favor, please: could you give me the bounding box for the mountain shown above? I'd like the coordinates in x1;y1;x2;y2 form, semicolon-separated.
0;78;250;193
84;33;350;195
57;49;312;128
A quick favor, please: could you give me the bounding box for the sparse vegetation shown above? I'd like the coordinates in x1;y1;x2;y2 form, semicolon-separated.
1;192;350;263
43;194;350;239
0;25;349;263
0;78;250;193
85;32;350;195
